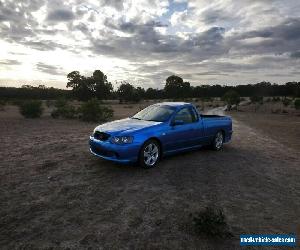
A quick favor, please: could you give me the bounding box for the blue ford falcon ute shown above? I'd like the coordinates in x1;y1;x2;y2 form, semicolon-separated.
89;102;232;168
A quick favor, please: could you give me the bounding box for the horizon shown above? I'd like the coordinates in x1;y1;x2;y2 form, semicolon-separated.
0;0;300;89
0;79;298;91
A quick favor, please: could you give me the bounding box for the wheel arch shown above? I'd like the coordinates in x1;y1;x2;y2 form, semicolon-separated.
220;129;226;141
140;137;163;159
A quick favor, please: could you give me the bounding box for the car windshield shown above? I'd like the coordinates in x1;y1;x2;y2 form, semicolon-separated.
132;105;175;122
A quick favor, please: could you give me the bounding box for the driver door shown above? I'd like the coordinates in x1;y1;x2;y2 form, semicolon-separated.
164;107;199;152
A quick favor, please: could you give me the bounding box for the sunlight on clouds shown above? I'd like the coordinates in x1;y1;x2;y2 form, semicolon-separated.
0;0;299;87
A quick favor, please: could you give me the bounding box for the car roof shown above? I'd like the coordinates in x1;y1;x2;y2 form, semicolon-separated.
157;102;191;108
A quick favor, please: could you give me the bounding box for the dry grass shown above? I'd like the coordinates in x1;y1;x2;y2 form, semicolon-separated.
0;101;300;249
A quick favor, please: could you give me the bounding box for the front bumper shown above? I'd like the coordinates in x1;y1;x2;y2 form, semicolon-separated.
89;136;140;164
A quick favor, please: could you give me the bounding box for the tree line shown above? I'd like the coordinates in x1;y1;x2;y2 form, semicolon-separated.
0;70;299;102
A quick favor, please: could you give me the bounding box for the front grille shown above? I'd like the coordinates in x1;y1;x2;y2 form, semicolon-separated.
91;145;115;157
93;131;110;141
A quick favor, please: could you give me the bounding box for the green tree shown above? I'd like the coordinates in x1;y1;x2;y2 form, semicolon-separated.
164;75;192;99
118;82;141;103
66;70;113;101
66;71;93;101
92;70;113;99
164;75;183;99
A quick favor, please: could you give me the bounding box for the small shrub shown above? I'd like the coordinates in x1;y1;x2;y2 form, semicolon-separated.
51;99;77;119
202;97;213;102
282;98;291;106
0;99;6;111
294;99;300;110
272;97;280;102
265;97;272;102
46;100;55;107
79;99;113;122
19;100;43;118
250;95;263;104
11;99;25;106
191;206;232;238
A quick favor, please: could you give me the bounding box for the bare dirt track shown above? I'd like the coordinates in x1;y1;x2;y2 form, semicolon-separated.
1;106;300;250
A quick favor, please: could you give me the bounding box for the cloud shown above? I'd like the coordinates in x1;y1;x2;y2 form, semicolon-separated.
46;9;75;22
36;62;65;75
291;51;300;59
0;0;299;87
0;59;22;65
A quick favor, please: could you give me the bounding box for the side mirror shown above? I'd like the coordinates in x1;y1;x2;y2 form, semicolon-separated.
172;119;184;126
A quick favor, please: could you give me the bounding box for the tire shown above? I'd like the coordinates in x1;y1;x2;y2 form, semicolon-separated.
212;131;224;151
139;139;160;168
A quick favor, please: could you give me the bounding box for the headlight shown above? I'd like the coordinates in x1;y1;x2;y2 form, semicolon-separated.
111;136;133;144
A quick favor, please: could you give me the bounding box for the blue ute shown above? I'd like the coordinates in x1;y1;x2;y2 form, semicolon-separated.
89;102;232;168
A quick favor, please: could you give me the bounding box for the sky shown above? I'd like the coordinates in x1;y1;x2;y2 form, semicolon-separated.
0;0;300;89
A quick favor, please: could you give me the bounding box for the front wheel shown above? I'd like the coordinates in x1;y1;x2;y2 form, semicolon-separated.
212;131;224;151
139;139;160;168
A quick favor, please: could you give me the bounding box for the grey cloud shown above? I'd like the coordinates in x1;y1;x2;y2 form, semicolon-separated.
92;19;227;63
201;8;237;25
229;18;300;58
103;0;123;10
36;62;64;75
237;18;300;41
105;19;168;34
24;40;68;51
47;9;75;22
291;51;300;58
0;59;22;65
0;0;299;87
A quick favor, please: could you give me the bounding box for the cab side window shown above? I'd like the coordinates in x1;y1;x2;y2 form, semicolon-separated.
174;107;194;124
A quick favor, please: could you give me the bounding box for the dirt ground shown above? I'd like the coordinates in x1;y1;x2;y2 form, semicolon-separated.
0;104;300;249
228;111;300;152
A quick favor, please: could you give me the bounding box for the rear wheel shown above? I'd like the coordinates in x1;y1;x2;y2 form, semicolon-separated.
139;139;160;168
212;131;224;150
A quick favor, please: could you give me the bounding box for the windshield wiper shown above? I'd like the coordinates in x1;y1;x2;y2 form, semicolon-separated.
131;117;142;120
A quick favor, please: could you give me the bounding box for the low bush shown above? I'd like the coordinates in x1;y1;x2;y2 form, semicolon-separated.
79;99;113;122
11;99;25;106
46;100;55;108
272;96;281;102
265;97;272;102
51;99;77;119
282;98;291;106
250;95;263;104
202;97;213;102
19;100;43;118
295;99;300;110
191;206;232;238
0;100;6;111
